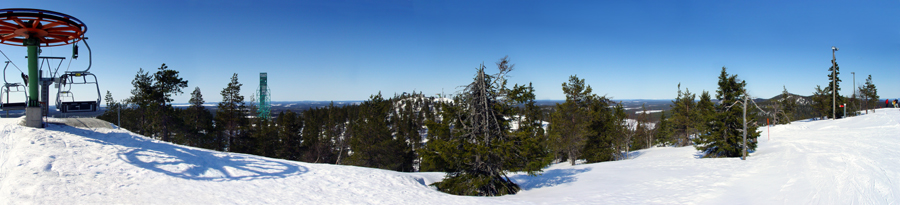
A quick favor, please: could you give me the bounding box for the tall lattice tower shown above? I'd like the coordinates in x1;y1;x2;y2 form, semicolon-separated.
257;72;271;119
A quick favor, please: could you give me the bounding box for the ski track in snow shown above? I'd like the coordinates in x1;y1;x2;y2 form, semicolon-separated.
1;109;899;204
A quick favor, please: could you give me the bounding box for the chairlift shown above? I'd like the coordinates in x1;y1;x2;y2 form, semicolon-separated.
1;61;28;113
56;71;100;112
55;38;100;113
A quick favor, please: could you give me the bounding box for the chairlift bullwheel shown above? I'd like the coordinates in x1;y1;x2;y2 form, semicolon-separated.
0;8;87;47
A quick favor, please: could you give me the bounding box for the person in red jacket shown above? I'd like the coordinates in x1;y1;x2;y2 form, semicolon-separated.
887;99;891;108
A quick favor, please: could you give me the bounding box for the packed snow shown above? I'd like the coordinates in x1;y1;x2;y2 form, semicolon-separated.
2;109;899;204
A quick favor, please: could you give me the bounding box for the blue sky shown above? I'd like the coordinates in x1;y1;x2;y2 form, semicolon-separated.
2;1;898;103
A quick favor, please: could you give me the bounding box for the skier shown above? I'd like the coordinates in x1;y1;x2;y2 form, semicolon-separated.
894;99;898;108
887;99;891;108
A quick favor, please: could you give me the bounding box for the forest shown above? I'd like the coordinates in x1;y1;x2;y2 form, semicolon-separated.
97;56;880;196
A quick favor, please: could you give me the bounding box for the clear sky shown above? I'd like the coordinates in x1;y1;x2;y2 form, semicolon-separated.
2;1;898;103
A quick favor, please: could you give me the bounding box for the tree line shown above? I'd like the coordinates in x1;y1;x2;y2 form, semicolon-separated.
98;56;880;197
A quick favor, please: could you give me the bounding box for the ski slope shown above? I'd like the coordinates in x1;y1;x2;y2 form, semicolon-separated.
1;109;899;204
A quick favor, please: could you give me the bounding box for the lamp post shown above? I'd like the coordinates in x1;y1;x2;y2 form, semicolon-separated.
832;46;838;120
852;71;856;114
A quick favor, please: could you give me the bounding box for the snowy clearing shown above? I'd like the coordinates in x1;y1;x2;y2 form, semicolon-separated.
2;109;899;204
634;110;663;114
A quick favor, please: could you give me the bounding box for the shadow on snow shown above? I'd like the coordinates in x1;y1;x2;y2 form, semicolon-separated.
47;124;307;181
509;167;592;190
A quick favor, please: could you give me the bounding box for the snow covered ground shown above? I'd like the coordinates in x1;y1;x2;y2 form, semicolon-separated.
2;109;899;204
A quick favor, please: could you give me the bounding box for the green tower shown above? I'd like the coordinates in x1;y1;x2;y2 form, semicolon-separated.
257;72;270;119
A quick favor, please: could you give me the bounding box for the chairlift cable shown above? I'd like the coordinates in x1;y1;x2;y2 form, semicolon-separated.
53;57;64;79
65;57;73;73
0;49;23;73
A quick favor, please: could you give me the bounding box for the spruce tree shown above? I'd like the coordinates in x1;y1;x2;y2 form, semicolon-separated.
506;83;553;173
654;110;673;146
693;67;760;158
346;93;414;171
419;94;459;172
580;93;617;163
825;61;844;118
633;104;651;149
696;91;716;136
669;84;696;146
811;85;828;118
777;86;796;124
424;57;549;196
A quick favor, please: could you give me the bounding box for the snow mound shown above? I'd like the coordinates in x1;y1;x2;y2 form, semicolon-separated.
2;109;900;204
0;117;506;204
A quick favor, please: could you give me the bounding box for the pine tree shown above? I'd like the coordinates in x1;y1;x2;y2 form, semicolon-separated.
184;87;214;148
300;107;333;163
251;117;278;158
216;73;247;152
104;91;115;109
126;68;153;135
549;75;595;165
275;111;304;161
693;67;760;158
97;91;123;127
151;63;188;142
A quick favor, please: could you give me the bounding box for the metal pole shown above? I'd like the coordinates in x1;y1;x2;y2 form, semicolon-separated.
24;37;43;128
742;95;748;160
26;39;38;106
852;72;857;114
